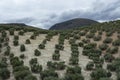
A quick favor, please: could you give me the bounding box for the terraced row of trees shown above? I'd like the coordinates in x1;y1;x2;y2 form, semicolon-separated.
0;20;120;80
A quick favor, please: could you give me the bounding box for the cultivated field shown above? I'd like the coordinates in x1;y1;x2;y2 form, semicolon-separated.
0;21;120;80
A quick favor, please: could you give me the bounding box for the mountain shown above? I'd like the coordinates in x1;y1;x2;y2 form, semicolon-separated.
0;23;44;31
0;20;120;80
49;18;99;30
0;23;26;26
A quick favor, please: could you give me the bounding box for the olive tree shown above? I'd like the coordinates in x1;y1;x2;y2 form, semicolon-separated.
34;49;41;56
0;68;10;79
20;44;26;52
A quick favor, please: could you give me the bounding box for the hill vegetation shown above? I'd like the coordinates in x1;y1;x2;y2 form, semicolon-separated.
49;18;98;30
0;20;120;80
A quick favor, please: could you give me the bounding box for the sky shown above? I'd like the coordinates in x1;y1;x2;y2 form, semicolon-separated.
0;0;120;29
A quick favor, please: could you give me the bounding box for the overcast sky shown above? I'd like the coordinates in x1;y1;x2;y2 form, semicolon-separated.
0;0;120;29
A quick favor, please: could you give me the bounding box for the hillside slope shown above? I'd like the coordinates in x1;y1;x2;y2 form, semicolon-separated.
0;23;42;30
50;18;98;30
0;20;120;80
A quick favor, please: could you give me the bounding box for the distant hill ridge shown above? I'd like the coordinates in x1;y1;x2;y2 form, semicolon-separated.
0;23;44;31
0;23;27;26
49;18;99;30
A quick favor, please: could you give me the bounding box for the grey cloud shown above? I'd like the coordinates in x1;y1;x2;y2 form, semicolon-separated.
7;17;35;24
46;0;120;28
0;0;120;29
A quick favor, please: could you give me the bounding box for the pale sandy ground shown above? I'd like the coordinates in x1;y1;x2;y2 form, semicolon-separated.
1;31;119;80
56;39;71;78
78;47;92;80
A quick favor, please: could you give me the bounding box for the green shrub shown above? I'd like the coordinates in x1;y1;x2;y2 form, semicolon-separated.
40;69;58;80
52;53;60;60
90;68;110;80
66;66;82;74
9;29;14;35
14;35;19;40
45;32;55;41
30;64;42;73
10;57;24;67
46;37;51;41
103;38;113;44
112;39;120;46
69;57;79;65
106;32;113;37
0;37;4;43
95;63;103;69
0;60;7;68
86;33;94;38
42;39;47;44
107;71;112;77
58;34;65;44
20;54;25;59
47;61;65;70
0;43;2;48
93;35;101;41
13;66;29;72
74;34;80;39
20;44;26;52
44;77;61;80
1;31;7;37
14;70;31;80
107;58;120;72
78;42;84;47
117;72;120;80
106;47;119;54
99;78;113;80
64;73;84;80
47;61;55;69
29;58;38;65
90;29;97;33
83;43;97;50
4;42;9;46
24;75;37;80
98;31;102;35
104;53;115;62
79;31;86;36
25;39;31;44
9;53;14;58
107;64;115;72
71;52;79;57
86;61;94;70
69;39;76;44
82;49;90;56
71;44;79;52
99;44;108;51
4;49;10;56
82;39;90;43
0;68;10;79
92;57;104;64
30;35;36;39
39;44;45;49
54;49;60;54
18;31;24;35
117;35;120;39
34;49;41;56
55;44;64;50
64;66;84;80
13;40;19;46
56;62;66;70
